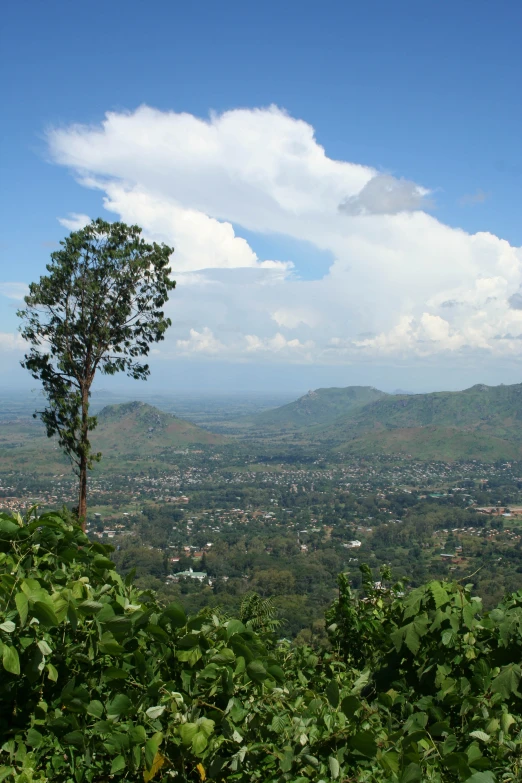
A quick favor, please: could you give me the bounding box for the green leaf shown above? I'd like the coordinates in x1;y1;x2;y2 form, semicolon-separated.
0;767;13;783
0;621;15;633
146;706;166;720
392;615;429;655
37;640;52;656
103;616;132;636
463;773;496;783
266;664;285;684
26;728;43;748
348;731;377;758
179;723;198;746
192;731;208;755
500;712;515;733
102;667;129;681
20;578;43;600
341;695;361;717
229;636;255;663
430;720;450;736
463;603;475;629
491;664;521;699
406;616;429;654
0;519;21;536
63;731;84;747
144;732;163;770
326;679;339;708
87;700;104;718
47;663;58;682
129;725;147;744
228;699;248;723
469;730;490;743
77;600;103;614
211;647;236;665
270;715;288;733
197;718;214;738
280;750;294;772
32;600;59;627
110;755;126;774
226;619;246;639
350;669;370;694
93;556;115;570
147;624;170;643
429;581;449;608
14;593;28;626
99;631;125;655
401;763;422;783
246;660;267;682
442;735;458;755
328;756;340;779
176;647;202;666
2;645;20;675
106;694;132;721
163;602;186;628
381;751;400;775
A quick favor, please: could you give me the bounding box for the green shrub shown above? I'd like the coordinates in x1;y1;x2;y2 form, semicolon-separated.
0;509;521;781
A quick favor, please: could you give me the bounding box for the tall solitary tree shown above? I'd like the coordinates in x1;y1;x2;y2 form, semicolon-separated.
18;219;175;526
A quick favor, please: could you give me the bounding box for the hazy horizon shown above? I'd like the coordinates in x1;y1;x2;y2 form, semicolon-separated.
1;365;520;400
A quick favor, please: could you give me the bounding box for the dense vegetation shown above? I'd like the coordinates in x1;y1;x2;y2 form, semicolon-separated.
1;508;521;782
251;387;387;431
111;469;522;635
246;383;522;461
95;403;226;452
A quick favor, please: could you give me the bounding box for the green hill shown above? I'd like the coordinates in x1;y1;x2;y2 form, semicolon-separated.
249;382;522;460
0;401;227;475
319;382;522;460
251;386;388;430
94;401;227;452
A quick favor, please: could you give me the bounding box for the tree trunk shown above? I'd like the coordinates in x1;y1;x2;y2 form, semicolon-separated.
78;386;90;530
78;452;88;530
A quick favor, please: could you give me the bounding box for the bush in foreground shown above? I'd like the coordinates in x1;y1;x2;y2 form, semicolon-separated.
0;509;521;782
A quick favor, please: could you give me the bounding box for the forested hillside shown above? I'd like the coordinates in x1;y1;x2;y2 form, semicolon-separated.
251;387;387;431
249;383;522;461
95;402;227;452
1;508;521;782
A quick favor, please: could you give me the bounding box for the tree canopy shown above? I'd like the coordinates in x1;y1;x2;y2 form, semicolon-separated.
18;220;175;522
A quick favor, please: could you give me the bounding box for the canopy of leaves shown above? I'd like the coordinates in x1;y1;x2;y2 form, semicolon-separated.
0;509;521;782
17;219;175;474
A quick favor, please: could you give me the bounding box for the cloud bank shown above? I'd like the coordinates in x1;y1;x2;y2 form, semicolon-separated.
9;105;522;367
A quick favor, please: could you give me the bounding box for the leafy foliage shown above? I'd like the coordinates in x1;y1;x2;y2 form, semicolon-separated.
1;508;521;782
239;593;281;635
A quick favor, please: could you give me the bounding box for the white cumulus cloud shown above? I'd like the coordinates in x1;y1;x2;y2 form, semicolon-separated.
45;105;522;366
245;332;314;355
176;327;225;355
58;212;91;231
340;174;431;215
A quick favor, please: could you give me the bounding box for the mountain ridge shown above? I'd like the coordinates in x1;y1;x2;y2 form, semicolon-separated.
250;382;522;460
250;385;388;430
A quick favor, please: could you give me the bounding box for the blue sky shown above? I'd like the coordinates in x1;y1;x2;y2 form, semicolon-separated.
1;0;521;393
